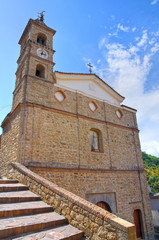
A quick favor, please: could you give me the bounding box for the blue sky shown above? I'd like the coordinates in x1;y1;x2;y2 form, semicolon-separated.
0;0;159;156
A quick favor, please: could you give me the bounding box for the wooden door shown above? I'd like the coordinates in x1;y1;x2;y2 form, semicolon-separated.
133;209;143;239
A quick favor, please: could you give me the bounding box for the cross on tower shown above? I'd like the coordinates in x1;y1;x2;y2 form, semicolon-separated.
87;63;93;74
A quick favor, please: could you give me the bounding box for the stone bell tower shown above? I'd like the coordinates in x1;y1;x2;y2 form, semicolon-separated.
12;14;56;111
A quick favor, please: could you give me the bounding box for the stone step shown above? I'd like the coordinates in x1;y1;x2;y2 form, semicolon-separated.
0;212;66;239
0;201;53;218
0;190;41;203
0;179;19;184
0;179;84;240
5;224;84;240
0;183;29;192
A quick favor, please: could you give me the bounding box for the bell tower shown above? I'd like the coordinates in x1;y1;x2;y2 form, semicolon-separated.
12;14;56;110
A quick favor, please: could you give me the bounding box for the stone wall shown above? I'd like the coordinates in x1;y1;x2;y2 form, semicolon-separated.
22;103;141;169
0;108;22;177
15;79;143;170
29;166;154;239
8;162;136;240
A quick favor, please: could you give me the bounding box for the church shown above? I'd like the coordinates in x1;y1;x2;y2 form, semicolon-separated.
0;15;154;239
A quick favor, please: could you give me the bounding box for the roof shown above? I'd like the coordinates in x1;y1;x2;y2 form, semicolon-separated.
54;71;125;104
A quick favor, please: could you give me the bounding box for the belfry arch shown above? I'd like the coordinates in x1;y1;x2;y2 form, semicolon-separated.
37;33;47;46
35;64;45;78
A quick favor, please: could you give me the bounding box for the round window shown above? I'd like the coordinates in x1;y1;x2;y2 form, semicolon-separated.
89;101;97;112
55;91;65;102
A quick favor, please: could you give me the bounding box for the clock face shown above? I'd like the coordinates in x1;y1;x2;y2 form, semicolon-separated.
37;48;48;59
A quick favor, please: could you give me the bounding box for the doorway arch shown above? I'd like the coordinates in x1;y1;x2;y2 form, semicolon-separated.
96;201;112;212
133;209;144;239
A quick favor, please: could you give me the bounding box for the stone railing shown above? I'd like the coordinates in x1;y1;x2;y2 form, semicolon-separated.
7;162;136;240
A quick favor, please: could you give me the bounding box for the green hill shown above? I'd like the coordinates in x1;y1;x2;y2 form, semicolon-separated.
142;152;159;193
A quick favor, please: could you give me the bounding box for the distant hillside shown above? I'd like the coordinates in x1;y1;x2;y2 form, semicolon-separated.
142;152;159;194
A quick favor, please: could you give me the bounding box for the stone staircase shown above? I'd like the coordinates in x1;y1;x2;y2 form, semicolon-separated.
0;179;85;239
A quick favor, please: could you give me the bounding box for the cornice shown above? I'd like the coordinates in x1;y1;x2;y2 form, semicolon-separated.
1;102;139;133
27;164;145;173
29;39;55;52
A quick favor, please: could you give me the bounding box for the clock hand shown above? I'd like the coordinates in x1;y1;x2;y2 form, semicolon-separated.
40;51;46;56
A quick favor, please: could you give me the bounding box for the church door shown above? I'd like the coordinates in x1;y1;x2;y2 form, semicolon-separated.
96;201;112;212
133;209;144;239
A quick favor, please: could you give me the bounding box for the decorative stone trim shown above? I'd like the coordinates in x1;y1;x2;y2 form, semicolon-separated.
7;162;136;240
54;90;66;103
89;101;98;112
1;102;139;133
116;109;123;119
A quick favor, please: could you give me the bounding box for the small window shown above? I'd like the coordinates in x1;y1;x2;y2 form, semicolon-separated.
37;33;47;46
116;109;123;119
54;91;66;102
36;64;45;78
89;101;97;112
89;129;102;152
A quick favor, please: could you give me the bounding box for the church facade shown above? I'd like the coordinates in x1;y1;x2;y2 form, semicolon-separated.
0;18;154;239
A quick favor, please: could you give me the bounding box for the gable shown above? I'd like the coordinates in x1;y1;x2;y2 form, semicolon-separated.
54;71;124;105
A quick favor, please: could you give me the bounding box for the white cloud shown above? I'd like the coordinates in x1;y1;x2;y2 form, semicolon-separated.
151;43;159;52
98;37;107;49
95;29;159;156
137;30;148;47
149;37;156;45
142;140;159;156
153;31;159;36
132;27;137;32
107;23;131;39
108;31;118;37
151;0;159;5
117;23;129;32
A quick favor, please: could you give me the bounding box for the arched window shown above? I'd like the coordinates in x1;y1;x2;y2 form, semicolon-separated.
36;64;45;78
89;129;102;152
37;33;47;46
96;201;112;212
133;209;144;239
